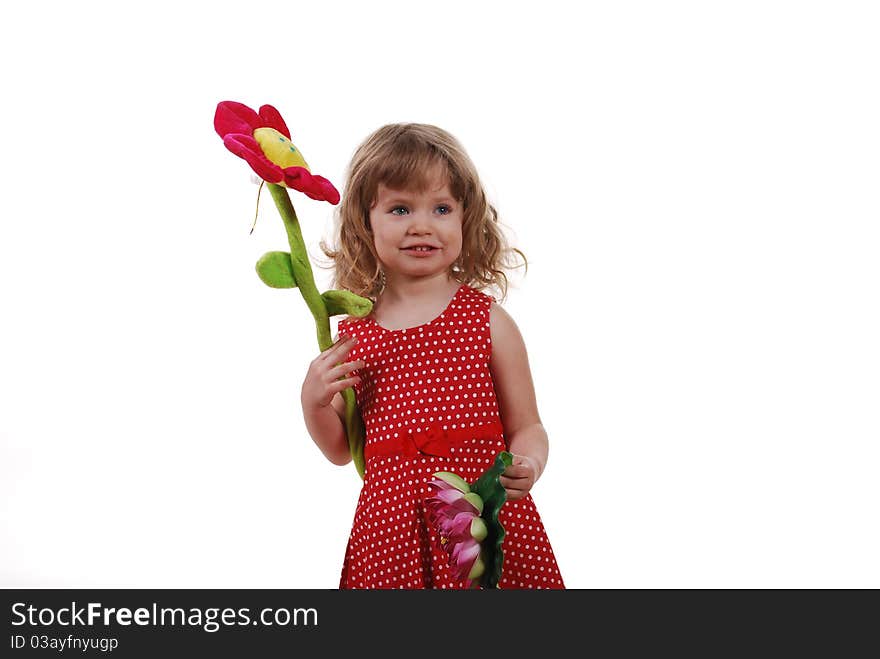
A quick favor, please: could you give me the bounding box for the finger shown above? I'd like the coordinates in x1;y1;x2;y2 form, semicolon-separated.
504;487;527;501
320;335;357;362
502;466;532;479
500;474;532;488
327;360;365;381
318;337;345;362
329;376;360;394
512;454;538;471
331;336;359;363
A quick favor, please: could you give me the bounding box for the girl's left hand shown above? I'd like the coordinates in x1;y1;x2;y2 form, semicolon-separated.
500;454;540;501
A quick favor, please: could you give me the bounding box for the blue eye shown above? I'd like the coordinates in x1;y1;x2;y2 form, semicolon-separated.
390;206;408;216
436;205;452;215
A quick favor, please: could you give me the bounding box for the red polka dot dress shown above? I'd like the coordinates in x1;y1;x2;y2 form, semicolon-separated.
337;284;564;589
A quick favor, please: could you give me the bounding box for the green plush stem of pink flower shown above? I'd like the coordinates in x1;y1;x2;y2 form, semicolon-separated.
267;183;366;477
469;450;513;588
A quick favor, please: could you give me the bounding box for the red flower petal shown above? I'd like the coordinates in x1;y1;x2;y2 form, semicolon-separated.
258;104;291;139
223;134;284;184
282;167;341;205
214;101;261;139
309;175;341;205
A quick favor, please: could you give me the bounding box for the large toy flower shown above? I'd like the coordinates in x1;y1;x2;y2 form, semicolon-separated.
214;101;340;203
214;100;370;477
425;452;513;588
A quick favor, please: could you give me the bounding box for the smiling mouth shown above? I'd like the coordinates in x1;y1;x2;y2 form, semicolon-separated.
402;246;439;252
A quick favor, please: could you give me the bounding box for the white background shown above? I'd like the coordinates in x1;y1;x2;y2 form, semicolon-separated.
1;1;878;588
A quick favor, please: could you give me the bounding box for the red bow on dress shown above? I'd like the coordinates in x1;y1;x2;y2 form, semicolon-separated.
364;422;505;460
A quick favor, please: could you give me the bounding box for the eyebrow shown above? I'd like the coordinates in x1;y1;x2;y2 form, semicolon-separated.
382;195;456;205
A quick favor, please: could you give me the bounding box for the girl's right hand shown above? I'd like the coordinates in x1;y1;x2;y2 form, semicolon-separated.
301;335;364;411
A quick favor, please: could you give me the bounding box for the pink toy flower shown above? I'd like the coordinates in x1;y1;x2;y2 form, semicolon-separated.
426;473;489;584
214;101;340;204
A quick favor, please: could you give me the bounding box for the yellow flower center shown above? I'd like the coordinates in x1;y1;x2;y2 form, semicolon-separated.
253;127;310;171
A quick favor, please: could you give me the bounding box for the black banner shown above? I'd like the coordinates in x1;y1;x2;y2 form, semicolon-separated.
1;589;872;655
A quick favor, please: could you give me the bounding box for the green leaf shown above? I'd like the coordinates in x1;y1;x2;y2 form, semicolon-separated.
321;289;374;318
471;451;513;589
256;251;297;289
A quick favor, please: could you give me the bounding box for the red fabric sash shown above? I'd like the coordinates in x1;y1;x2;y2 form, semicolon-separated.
365;421;505;459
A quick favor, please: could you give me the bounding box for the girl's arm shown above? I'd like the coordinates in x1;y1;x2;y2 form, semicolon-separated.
302;392;352;466
488;303;549;500
301;336;361;466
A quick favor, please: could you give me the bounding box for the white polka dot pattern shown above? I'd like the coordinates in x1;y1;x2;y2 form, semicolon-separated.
337;284;564;589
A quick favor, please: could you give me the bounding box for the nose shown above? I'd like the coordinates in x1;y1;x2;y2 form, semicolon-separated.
406;209;433;234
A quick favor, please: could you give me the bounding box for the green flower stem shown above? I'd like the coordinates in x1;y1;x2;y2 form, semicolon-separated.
471;451;513;588
343;388;366;477
268;183;331;350
267;183;366;478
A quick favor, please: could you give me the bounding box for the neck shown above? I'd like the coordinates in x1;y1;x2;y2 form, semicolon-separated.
381;272;460;305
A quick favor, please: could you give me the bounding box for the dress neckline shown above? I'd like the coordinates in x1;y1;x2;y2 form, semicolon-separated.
367;284;466;334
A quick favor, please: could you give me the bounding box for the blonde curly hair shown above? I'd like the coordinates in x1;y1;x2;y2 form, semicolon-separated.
322;123;525;301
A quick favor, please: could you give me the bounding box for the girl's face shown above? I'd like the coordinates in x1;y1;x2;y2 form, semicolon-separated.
369;173;463;283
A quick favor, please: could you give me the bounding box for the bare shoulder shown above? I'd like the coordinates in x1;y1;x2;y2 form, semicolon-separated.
489;302;531;376
489;302;526;353
488;302;540;432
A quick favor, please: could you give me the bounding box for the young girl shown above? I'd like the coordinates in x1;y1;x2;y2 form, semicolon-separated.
301;123;564;589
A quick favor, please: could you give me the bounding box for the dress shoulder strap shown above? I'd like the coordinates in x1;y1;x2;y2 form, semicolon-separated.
459;284;495;309
337;314;366;337
454;284;496;338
